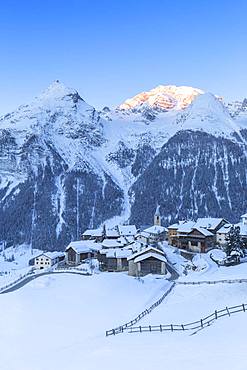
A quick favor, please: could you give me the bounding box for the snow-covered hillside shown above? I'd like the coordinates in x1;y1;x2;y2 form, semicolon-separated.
1;81;247;250
0;271;246;370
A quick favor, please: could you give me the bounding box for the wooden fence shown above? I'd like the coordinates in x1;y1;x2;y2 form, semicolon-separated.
105;282;175;336
128;303;247;334
176;279;247;285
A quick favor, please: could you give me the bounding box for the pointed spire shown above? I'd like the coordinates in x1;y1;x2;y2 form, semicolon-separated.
155;205;160;216
154;205;161;226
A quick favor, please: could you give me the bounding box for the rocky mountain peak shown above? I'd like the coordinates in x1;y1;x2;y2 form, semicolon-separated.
118;84;204;111
36;80;84;106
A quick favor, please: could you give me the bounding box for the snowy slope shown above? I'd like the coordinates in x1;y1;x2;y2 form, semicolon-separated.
0;272;247;370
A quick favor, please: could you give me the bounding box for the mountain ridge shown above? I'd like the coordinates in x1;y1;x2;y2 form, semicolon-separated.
0;81;247;250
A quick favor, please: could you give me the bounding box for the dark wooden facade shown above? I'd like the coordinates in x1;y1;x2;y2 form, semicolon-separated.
178;229;214;253
139;257;162;275
66;247;94;265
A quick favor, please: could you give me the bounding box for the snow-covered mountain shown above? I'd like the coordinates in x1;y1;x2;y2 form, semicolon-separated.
1;81;247;250
118;85;203;111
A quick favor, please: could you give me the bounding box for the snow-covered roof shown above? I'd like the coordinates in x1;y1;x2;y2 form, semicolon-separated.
217;223;232;234
105;229;119;238
125;241;143;253
66;240;101;253
36;251;64;260
143;225;166;235
168;220;187;229
134;252;167;264
177;221;195;233
194;218;226;230
82;228;103;237
136;231;150;238
125;236;135;243
127;246;164;261
118;225;137;236
167;223;179;229
190;227;214;237
105;248;132;259
170;218;226;234
101;239;122;248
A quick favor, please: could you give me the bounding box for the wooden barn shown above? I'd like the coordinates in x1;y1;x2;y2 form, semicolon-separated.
65;241;101;266
128;246;167;277
98;248;131;272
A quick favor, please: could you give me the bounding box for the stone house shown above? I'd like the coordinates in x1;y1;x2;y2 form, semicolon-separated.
34;252;64;270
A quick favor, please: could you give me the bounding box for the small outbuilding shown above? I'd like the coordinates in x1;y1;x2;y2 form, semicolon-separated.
128;246;167;277
99;248;132;272
65;240;101;266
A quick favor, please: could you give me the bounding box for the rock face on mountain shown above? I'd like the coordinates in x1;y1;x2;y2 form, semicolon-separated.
0;81;247;250
129;130;247;226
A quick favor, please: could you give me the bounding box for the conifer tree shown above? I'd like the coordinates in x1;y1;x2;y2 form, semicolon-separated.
225;226;243;257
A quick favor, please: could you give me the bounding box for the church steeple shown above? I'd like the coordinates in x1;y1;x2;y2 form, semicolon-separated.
154;205;161;226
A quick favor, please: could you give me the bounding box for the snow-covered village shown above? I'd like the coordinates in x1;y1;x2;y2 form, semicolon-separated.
1;1;247;370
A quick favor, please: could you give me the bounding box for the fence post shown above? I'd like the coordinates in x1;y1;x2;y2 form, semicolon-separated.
201;319;203;328
215;310;218;319
243;304;246;312
139;326;142;333
171;324;173;332
160;325;162;332
226;307;230;316
181;324;184;331
149;325;152;332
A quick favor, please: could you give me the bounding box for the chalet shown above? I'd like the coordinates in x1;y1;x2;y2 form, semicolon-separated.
167;220;194;246
128;246;167;276
216;213;247;246
168;218;228;252
99;248;132;272
65;240;101;266
34;252;65;270
178;227;214;253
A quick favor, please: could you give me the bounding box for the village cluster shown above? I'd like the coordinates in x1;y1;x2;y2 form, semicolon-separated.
31;209;247;276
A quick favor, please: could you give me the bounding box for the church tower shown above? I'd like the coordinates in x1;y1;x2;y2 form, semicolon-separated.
154;205;161;226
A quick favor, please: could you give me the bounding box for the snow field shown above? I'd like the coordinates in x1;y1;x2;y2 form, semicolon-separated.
0;272;247;370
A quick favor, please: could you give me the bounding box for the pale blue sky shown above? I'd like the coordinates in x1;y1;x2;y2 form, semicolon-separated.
0;0;247;114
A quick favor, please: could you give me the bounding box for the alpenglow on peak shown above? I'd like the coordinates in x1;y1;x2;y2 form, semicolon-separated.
118;85;204;111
